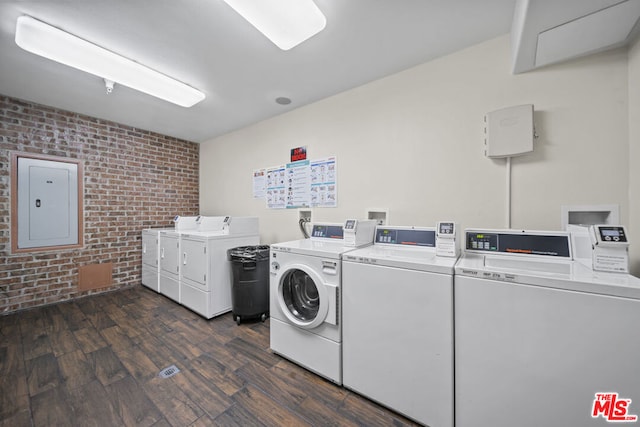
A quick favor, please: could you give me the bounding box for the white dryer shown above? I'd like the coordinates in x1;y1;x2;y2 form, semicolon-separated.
159;230;183;302
269;219;376;385
179;216;259;319
158;216;199;302
455;228;640;427
342;225;457;427
142;228;164;291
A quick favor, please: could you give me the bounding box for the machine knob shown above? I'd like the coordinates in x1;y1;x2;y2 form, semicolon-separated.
271;262;280;271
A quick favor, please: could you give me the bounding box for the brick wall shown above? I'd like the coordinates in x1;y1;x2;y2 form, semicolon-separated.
0;96;199;314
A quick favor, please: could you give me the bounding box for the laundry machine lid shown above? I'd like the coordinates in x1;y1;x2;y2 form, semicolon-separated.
455;253;640;300
343;244;456;274
271;238;365;259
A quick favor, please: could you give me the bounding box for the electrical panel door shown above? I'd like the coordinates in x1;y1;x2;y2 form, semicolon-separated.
17;157;79;248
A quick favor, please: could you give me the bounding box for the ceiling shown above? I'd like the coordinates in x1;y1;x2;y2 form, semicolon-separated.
0;0;517;142
0;1;637;143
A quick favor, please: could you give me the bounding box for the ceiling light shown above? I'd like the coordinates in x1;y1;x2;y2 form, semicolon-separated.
14;16;205;108
222;0;326;50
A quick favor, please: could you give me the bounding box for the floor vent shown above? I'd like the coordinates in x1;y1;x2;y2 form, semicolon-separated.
158;365;180;379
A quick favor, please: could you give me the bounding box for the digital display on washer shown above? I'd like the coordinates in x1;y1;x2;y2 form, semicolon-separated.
375;228;435;247
598;226;627;242
466;232;570;257
312;225;344;239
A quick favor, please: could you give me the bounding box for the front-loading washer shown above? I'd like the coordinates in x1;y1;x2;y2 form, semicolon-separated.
269;219;375;385
455;228;640;427
342;225;457;427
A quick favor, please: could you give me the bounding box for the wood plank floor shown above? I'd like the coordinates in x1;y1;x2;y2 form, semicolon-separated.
0;286;421;426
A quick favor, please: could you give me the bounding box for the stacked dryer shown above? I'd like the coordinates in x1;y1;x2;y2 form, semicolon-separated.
269;219;376;384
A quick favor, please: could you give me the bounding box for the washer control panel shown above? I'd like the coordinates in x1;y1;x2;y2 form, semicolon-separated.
465;230;571;258
375;227;435;247
595;226;628;245
311;224;344;239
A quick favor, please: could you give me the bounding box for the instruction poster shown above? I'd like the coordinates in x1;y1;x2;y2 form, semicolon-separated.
252;169;266;199
260;156;337;209
265;165;286;209
310;156;337;207
286;160;311;208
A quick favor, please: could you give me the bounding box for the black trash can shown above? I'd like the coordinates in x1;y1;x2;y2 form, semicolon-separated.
228;245;270;325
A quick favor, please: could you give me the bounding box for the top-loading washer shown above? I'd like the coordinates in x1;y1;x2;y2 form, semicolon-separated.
269;219;376;384
342;224;458;427
455;228;640;427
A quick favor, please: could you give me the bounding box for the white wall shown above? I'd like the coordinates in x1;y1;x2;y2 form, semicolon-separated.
200;34;634;270
629;36;640;276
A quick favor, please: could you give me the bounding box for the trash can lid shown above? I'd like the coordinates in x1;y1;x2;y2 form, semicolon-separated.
228;245;270;261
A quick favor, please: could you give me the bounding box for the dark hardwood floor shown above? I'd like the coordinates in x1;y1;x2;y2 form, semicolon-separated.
0;286;421;426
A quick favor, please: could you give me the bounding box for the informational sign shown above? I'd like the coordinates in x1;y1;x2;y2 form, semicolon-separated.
290;146;307;162
285;160;311;208
265;165;286;209
310;156;337;207
252;168;266;199
260;155;337;209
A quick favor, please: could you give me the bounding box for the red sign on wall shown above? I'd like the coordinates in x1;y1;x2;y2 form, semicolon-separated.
290;146;307;162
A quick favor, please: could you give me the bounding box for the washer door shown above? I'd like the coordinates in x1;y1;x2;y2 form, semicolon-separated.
277;263;330;329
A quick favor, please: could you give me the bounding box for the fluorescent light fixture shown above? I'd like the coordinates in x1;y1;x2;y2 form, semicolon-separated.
222;0;326;50
15;16;205;107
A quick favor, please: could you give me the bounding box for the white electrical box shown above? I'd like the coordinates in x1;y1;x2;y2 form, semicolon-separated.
484;104;534;158
17;156;79;249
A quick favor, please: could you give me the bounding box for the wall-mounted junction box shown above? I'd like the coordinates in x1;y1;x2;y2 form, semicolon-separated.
484;104;534;158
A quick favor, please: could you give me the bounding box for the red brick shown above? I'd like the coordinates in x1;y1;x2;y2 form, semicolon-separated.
0;95;199;314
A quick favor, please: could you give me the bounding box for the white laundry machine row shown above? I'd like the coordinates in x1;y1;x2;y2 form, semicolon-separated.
157;216;200;302
142;228;163;292
342;224;459;427
455;228;640;427
157;216;259;319
269;219;376;385
143;216;200;293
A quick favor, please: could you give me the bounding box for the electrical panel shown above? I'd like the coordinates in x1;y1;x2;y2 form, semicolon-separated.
17;156;79;249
